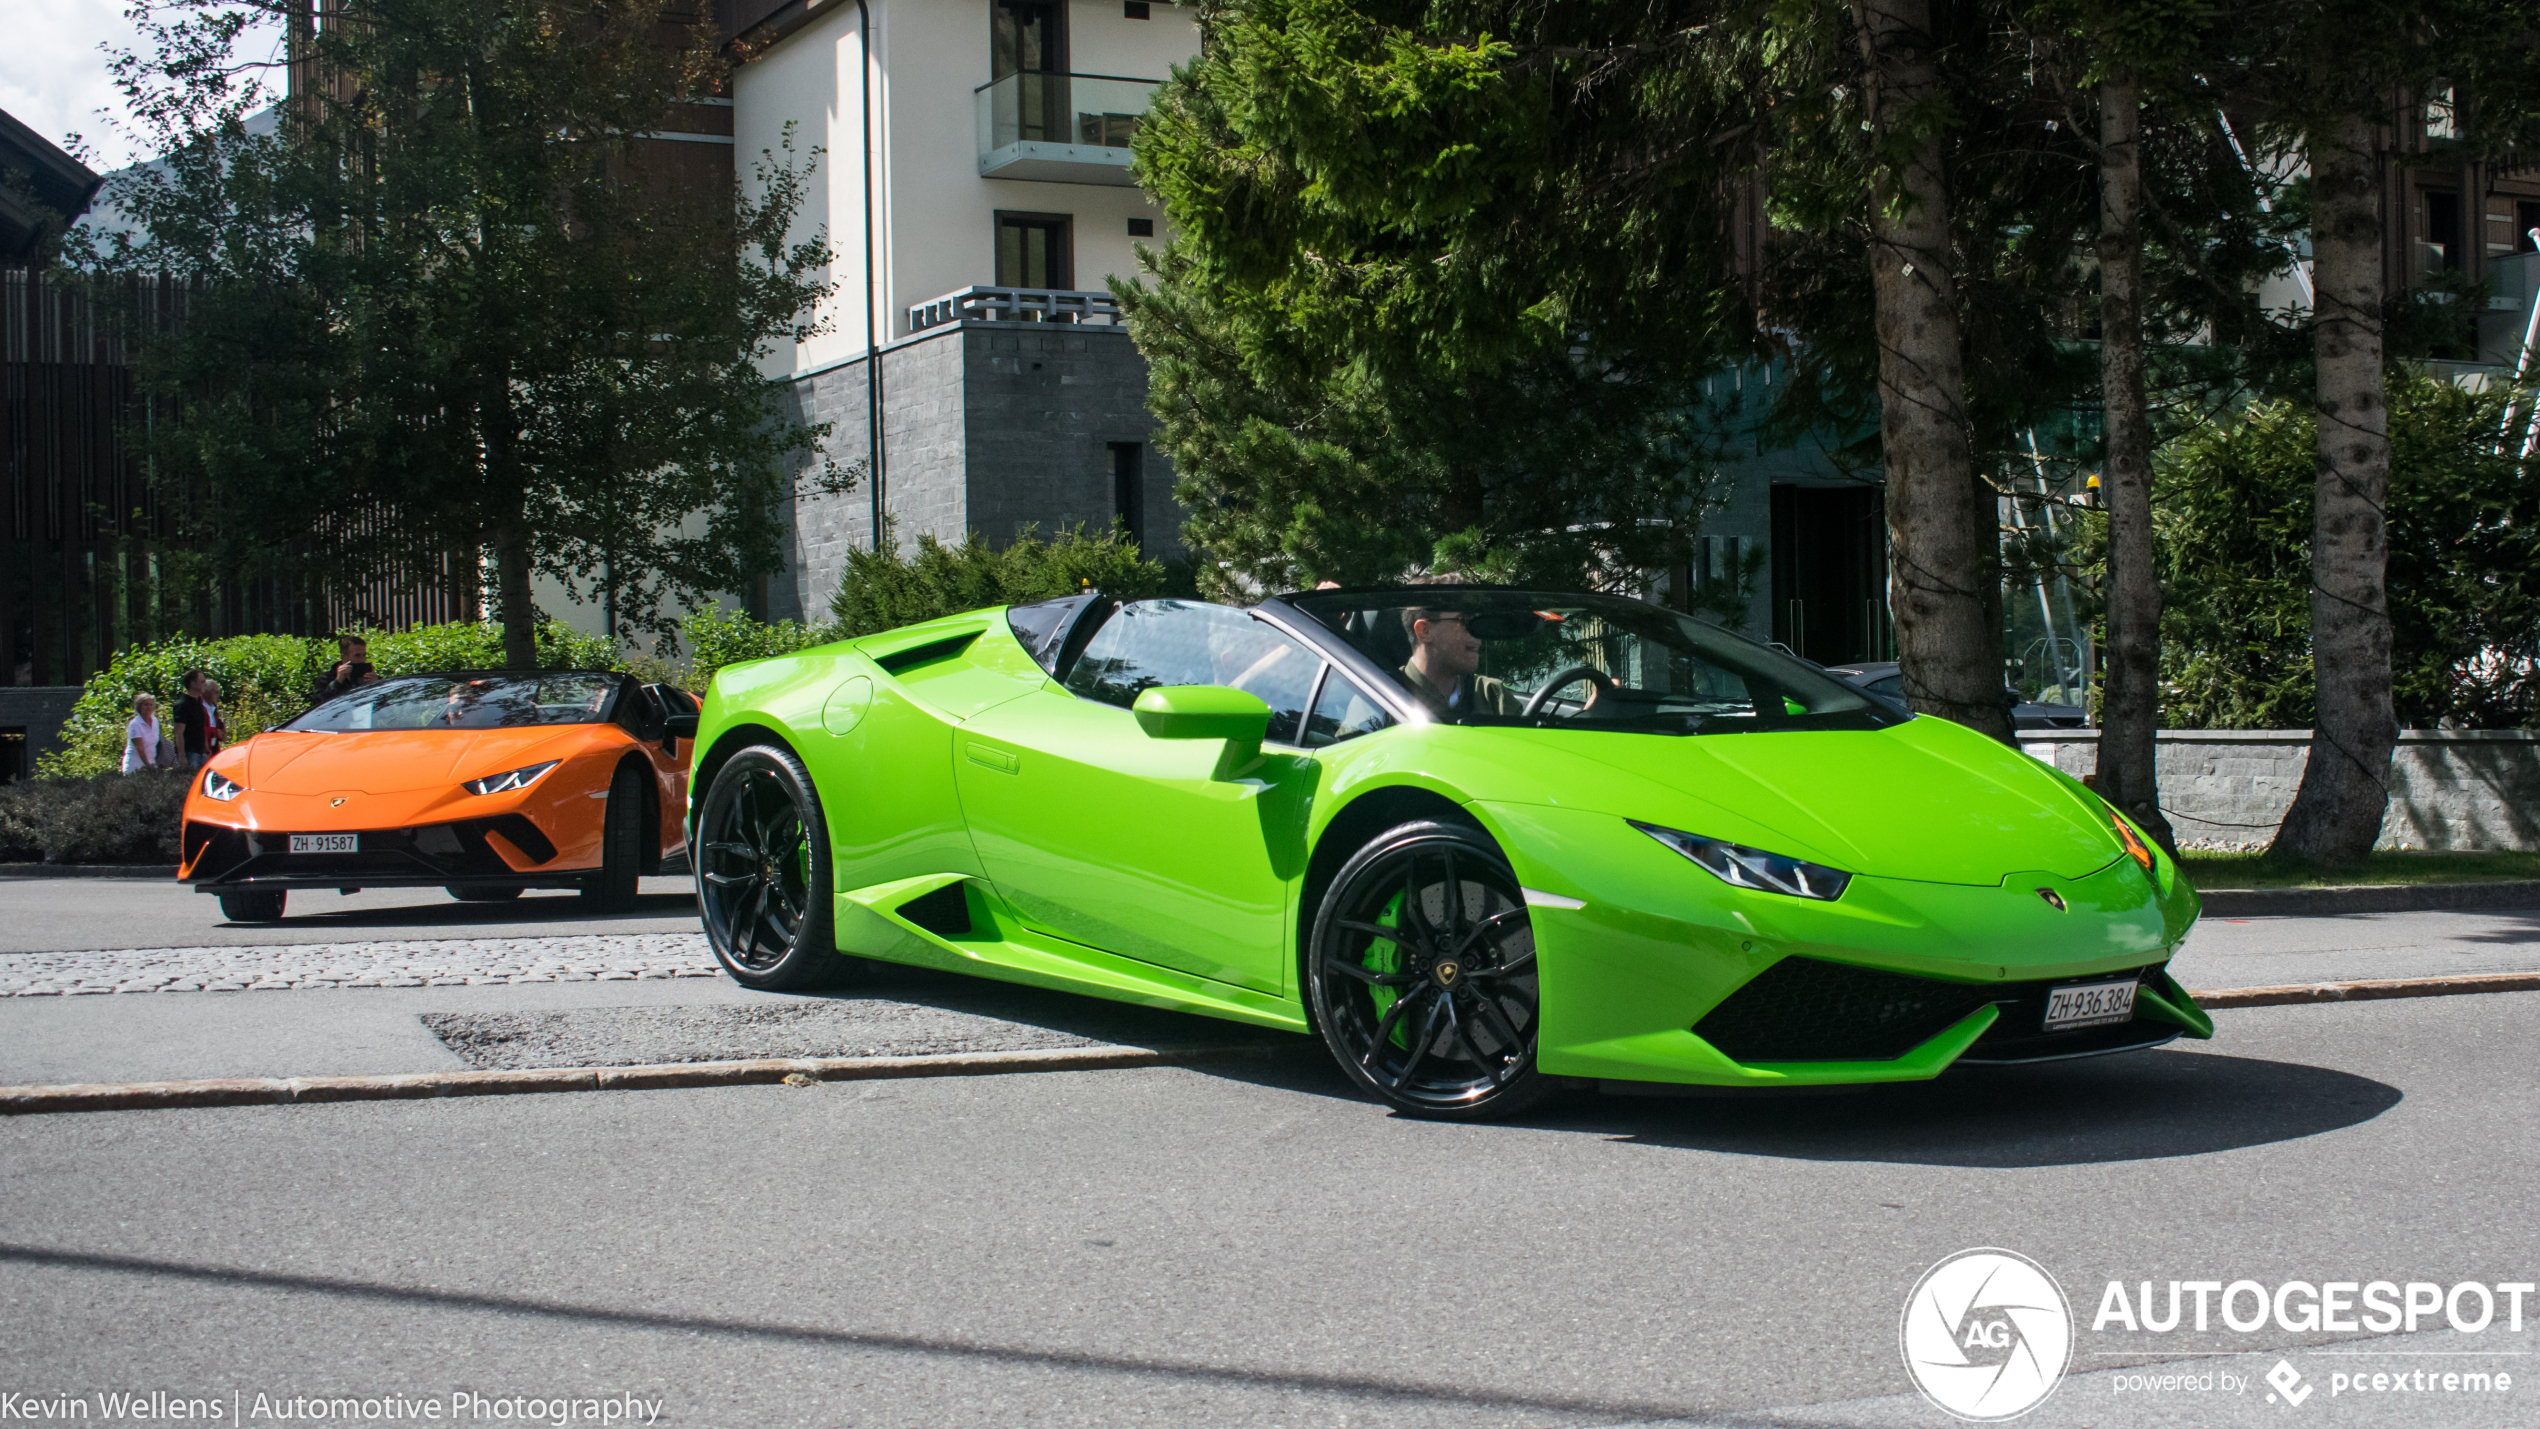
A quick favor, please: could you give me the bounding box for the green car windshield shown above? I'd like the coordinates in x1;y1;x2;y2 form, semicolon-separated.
1291;589;1899;736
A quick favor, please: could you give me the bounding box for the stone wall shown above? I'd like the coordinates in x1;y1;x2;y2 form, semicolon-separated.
2015;729;2540;851
0;687;82;781
771;320;1175;624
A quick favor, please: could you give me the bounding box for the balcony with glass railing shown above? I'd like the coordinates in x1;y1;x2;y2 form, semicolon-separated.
974;72;1161;187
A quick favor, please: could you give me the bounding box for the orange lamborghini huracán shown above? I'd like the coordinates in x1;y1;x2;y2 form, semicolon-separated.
179;671;699;923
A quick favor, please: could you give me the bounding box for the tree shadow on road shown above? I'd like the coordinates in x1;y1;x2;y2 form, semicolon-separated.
1523;1049;2400;1169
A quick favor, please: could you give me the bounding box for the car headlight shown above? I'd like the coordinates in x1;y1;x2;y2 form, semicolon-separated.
1631;820;1852;901
201;769;244;802
463;761;559;796
2109;809;2164;888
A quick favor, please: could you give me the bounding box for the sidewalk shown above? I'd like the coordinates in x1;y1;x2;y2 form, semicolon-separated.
4;879;2537;1093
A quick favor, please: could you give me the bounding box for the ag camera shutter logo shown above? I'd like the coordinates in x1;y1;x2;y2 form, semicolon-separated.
1901;1248;2074;1421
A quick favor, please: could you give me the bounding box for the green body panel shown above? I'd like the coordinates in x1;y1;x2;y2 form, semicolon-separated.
957;689;1314;993
690;604;2208;1089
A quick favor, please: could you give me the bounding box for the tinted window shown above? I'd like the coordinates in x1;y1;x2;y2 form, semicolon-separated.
1006;593;1098;675
1305;673;1396;748
1290;589;1896;737
1061;599;1321;744
1867;675;1902;699
289;674;623;731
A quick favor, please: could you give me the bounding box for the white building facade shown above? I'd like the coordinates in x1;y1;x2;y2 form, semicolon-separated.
723;0;1201;622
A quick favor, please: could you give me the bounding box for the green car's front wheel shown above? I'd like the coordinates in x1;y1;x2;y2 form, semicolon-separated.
697;744;850;991
1308;820;1549;1120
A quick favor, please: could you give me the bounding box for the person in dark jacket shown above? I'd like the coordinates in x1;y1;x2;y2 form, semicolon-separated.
170;668;213;771
309;635;379;708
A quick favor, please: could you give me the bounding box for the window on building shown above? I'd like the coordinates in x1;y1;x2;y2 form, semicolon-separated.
2520;202;2540;254
995;212;1072;289
2425;190;2463;274
1124;1;1151;17
992;0;1064;78
1127;217;1154;237
992;1;1066;144
1109;442;1144;550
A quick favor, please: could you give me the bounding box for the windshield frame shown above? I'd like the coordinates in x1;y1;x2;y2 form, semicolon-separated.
284;670;632;733
1267;586;1905;737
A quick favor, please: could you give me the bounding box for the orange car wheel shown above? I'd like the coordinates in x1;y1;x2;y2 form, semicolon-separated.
582;761;645;912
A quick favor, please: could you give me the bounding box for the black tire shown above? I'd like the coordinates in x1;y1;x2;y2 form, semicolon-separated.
1307;819;1551;1120
581;761;645;912
218;889;287;923
694;743;850;991
447;884;524;903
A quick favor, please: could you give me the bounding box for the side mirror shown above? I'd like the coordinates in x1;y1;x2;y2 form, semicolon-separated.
1133;685;1271;742
1134;686;1271;778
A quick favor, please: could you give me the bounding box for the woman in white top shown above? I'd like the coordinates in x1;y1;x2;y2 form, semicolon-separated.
124;693;162;774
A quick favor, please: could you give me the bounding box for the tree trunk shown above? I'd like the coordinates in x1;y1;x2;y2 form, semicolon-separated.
2271;109;2395;864
484;370;537;671
1855;0;2011;741
2090;68;2176;853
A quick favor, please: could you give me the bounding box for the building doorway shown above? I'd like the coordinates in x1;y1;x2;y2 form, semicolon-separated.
1769;483;1889;665
995;211;1072;289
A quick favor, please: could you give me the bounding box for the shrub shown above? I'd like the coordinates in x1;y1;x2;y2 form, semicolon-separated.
0;770;189;865
682;605;839;686
829;520;1169;638
39;619;632;778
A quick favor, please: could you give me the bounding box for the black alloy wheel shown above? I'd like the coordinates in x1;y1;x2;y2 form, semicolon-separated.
217;889;287;923
1307;819;1550;1119
695;744;849;991
447;884;523;903
581;761;645;911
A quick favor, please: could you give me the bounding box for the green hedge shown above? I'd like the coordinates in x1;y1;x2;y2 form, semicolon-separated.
0;770;188;864
40;620;623;779
829;520;1170;638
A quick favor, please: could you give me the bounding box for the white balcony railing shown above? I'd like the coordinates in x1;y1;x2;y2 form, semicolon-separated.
907;285;1127;333
974;72;1161;187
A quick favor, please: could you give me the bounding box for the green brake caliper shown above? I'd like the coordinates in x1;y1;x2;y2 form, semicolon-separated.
1368;890;1412;1048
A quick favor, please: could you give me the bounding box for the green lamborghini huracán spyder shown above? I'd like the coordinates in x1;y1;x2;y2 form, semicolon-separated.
686;586;2207;1119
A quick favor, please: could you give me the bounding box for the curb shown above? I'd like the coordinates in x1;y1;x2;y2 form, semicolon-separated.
2199;881;2540;917
0;1042;1280;1116
2188;970;2540;1008
0;864;178;880
6;971;2539;1116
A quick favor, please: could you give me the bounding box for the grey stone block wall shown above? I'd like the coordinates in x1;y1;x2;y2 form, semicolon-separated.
2016;729;2540;852
771;321;1177;625
0;686;82;780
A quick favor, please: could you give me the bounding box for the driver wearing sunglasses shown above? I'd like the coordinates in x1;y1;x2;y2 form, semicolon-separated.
1398;606;1526;720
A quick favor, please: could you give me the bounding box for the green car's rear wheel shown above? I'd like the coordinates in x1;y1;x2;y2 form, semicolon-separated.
697;744;849;990
1308;819;1549;1119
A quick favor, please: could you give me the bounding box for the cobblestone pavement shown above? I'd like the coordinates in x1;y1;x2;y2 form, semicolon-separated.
0;935;719;995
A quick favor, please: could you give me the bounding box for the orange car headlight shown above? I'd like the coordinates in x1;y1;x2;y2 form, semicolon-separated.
463;760;559;796
2111;810;2158;879
201;768;244;802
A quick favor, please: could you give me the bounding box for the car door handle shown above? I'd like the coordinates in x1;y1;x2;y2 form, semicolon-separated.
966;742;1018;775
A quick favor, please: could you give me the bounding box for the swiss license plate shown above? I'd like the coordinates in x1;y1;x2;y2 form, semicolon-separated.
289;834;358;854
2044;978;2138;1032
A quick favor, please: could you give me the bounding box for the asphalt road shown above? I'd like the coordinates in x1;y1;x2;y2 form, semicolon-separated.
4;991;2536;1428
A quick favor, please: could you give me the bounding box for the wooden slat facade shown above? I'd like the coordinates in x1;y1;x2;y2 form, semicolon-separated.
3;266;478;685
